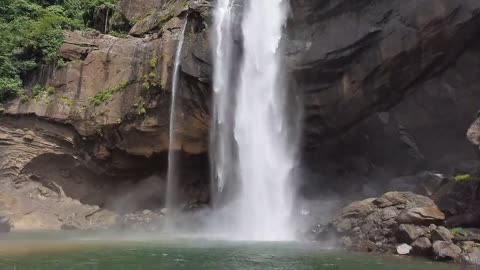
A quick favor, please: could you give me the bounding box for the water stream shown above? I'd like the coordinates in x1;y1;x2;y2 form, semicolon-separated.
165;19;189;214
211;0;297;241
211;0;236;203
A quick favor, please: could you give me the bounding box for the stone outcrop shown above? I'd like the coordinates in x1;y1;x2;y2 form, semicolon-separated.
313;192;445;252
312;191;480;264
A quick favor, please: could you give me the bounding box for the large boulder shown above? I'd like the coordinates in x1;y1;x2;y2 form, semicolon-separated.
411;237;433;256
396;207;445;225
322;192;445;252
433;241;462;261
396;224;426;243
460;248;480;265
431;226;454;242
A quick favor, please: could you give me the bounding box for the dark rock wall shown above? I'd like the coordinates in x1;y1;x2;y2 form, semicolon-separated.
292;0;480;199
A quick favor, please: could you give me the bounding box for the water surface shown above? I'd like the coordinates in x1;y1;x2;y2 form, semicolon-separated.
0;232;460;270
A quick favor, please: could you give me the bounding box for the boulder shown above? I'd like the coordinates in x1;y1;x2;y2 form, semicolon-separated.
396;207;445;225
452;228;480;243
433;241;462;261
467;117;480;153
323;192;445;253
397;244;413;255
458;241;480;252
431;226;454;242
411;237;433;256
460;248;480;265
396;224;425;243
0;215;11;233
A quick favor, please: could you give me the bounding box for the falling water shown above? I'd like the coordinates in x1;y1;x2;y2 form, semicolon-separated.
211;0;236;203
165;19;189;213
211;0;296;241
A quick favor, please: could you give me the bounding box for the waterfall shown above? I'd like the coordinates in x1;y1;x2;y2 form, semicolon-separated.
211;0;296;241
211;0;236;203
165;19;189;213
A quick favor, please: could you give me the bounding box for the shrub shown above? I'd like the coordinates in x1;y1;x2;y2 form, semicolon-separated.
454;174;472;182
91;80;128;105
451;227;467;236
0;0;119;103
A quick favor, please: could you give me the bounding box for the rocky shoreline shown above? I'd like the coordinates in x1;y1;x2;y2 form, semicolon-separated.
308;173;480;266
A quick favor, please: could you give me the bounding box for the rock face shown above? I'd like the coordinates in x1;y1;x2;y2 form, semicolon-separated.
0;0;480;231
299;0;480;201
0;1;210;230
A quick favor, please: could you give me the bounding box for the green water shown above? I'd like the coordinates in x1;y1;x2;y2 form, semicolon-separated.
0;233;461;270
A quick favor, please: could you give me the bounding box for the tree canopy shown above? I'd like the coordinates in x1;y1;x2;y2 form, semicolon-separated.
0;0;117;102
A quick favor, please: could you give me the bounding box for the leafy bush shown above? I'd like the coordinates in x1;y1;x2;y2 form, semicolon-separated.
0;0;119;103
454;174;472;182
91;80;128;106
450;227;467;236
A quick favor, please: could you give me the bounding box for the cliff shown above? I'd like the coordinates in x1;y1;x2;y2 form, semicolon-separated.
1;0;480;230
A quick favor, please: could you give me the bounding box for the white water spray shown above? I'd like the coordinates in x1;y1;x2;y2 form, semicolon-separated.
211;0;236;199
211;0;296;241
166;19;189;212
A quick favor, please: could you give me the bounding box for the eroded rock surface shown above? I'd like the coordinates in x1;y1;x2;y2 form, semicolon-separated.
314;192;445;253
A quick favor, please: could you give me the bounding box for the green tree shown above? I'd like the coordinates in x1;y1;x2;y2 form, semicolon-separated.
0;0;118;103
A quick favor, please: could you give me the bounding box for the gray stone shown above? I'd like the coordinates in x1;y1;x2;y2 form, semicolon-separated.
397;207;445;225
431;226;454;242
411;237;432;256
396;224;425;243
433;241;462;261
397;244;413;255
461;248;480;265
0;215;10;233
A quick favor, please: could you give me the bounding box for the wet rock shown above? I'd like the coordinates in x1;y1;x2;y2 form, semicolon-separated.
322;192;444;253
452;228;480;243
0;215;11;233
60;223;80;230
467;117;480;153
397;244;413;255
396;224;425;243
431;226;454;242
460;248;480;265
433;241;462;261
396;207;445;225
458;241;480;252
121;210;163;232
411;237;433;256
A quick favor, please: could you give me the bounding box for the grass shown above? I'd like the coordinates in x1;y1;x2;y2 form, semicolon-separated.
454;174;472;182
91;80;128;106
451;227;468;236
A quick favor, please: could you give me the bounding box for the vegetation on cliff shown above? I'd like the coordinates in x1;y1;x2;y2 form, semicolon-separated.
0;0;117;103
